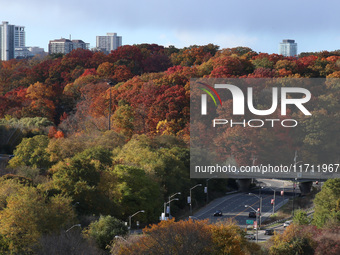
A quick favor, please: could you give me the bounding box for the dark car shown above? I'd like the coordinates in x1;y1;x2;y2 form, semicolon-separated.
248;211;256;218
213;210;223;216
264;229;274;235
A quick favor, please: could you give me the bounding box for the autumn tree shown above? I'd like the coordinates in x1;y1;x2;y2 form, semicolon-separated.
293;210;311;225
112;104;135;138
97;62;115;77
8;135;51;171
268;224;316;255
313;226;340;255
110;165;162;222
210;220;260;255
107;45;143;75
113;135;193;207
47;130;125;163
112;219;259;255
170;44;218;67
0;179;76;254
113;219;213;255
84;215;128;250
50;155;106;214
313;178;340;227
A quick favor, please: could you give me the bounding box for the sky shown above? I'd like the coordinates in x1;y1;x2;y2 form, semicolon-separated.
1;0;340;54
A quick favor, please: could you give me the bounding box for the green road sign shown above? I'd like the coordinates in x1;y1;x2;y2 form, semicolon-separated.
246;220;254;225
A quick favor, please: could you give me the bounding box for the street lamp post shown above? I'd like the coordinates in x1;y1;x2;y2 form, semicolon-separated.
168;192;181;219
189;184;202;215
245;205;258;243
249;193;262;228
128;210;145;233
293;178;297;216
66;224;81;233
163;198;179;220
206;176;217;204
267;187;276;214
292;151;302;216
107;81;115;130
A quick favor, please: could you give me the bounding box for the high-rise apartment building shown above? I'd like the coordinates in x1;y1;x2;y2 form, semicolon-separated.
0;21;26;60
15;25;25;48
96;33;122;54
48;38;89;54
279;39;297;57
0;21;15;60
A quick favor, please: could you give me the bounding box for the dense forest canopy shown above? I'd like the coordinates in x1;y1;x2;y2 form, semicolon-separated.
0;44;339;253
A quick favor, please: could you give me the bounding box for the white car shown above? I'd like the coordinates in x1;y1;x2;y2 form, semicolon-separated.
283;221;292;228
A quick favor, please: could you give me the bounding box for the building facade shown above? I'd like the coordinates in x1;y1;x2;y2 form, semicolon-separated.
96;33;122;54
279;39;297;57
0;21;26;60
0;21;15;61
15;46;45;59
48;38;89;54
15;25;25;48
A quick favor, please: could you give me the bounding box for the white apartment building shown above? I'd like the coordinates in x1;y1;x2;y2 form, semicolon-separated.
0;21;26;60
279;39;297;57
96;33;122;54
48;38;89;54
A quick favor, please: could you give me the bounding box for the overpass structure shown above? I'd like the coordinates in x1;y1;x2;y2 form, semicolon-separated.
234;170;339;194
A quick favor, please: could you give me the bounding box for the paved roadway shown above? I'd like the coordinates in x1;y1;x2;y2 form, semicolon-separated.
193;179;298;230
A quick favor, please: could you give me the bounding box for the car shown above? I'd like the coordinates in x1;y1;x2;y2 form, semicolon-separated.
264;229;274;235
213;210;223;216
248;211;256;218
246;234;256;240
283;221;292;228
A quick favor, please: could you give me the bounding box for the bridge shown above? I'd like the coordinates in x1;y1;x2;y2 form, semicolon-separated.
234;170;338;194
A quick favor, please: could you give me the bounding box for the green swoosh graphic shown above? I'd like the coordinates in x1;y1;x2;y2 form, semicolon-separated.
199;88;217;106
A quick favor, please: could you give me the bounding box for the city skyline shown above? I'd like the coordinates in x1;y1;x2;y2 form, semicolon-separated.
1;0;340;54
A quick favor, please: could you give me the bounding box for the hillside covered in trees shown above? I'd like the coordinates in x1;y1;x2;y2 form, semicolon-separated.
0;44;340;253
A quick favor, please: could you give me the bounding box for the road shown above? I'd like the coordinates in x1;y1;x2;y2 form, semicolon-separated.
193;179;298;230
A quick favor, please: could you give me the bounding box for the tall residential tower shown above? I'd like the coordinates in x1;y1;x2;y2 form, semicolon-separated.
279;39;297;57
0;21;25;60
96;33;122;54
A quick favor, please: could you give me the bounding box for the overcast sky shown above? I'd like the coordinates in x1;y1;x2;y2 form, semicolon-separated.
1;0;340;53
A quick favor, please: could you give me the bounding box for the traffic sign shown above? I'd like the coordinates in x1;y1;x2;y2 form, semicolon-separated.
246;220;254;225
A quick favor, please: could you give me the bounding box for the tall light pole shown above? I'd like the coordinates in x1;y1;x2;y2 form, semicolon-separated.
293;178;297;216
128;210;145;233
107;81;115;130
66;224;81;233
249;193;262;228
267;187;276;214
189;184;202;215
245;205;258;243
205;176;217;204
168;192;181;219
164;198;179;220
293;151;302;217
